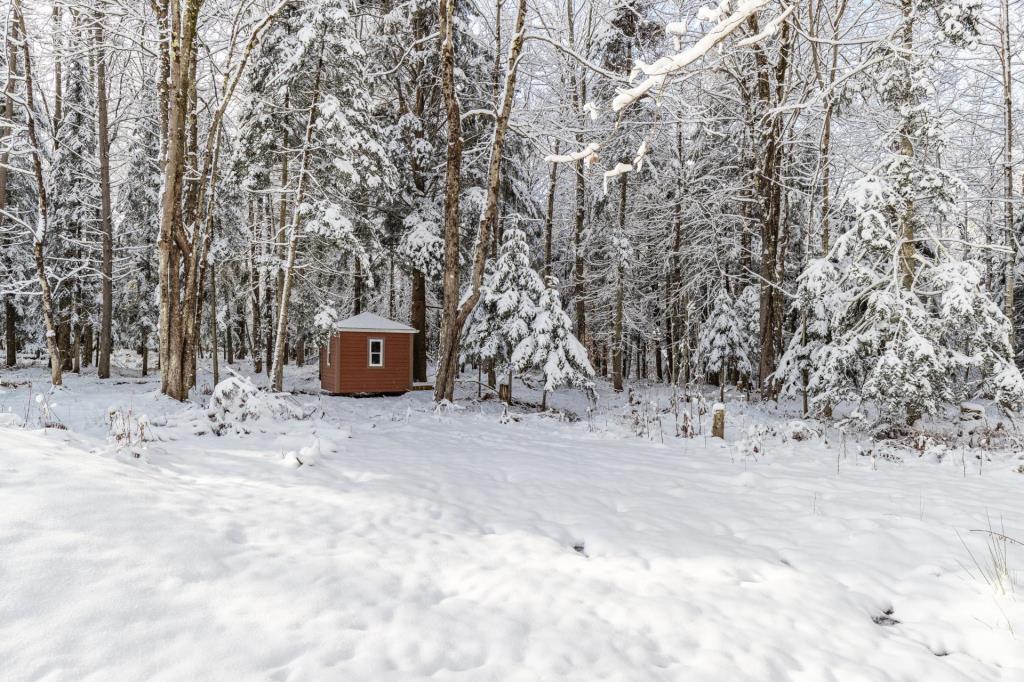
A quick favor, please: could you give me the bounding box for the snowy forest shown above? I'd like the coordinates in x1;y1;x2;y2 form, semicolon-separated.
0;0;1022;429
2;0;1024;678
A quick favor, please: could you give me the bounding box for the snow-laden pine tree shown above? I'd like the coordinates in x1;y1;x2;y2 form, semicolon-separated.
696;287;752;400
462;228;545;400
774;258;846;413
804;176;1024;426
397;202;444;283
512;277;595;405
780;0;1023;427
735;285;760;388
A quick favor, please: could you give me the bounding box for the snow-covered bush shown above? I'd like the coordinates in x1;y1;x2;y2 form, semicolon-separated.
107;407;153;450
783;420;822;443
207;375;306;436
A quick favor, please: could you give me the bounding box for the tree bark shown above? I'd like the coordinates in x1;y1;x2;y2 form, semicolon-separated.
567;0;589;345
1000;0;1015;351
612;172;627;392
210;260;219;386
411;270;427;381
543;141;559;280
156;0;278;400
94;7;114;379
433;0;529;402
1;26;16;367
433;0;465;402
250;202;263;374
157;0;201;400
897;0;916;292
14;2;62;386
141;333;149;376
353;255;363;315
225;299;234;365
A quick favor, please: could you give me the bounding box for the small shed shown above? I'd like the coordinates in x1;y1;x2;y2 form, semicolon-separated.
319;312;418;395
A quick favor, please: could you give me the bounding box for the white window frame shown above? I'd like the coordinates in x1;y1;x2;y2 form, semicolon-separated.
325;337;333;367
368;338;384;367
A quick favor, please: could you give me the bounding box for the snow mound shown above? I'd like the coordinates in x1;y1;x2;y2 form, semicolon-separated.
207;375;306;436
281;438;327;468
0;412;24;428
784;419;822;442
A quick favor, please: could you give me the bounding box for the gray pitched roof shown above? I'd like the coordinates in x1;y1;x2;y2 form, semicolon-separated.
335;312;418;334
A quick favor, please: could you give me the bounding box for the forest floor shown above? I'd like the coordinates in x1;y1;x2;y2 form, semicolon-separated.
1;356;1023;681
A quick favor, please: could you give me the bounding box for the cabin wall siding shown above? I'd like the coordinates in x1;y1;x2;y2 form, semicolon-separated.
319;335;343;393
318;331;411;394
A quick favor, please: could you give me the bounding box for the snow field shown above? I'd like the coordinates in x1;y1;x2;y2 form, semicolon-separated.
0;365;1022;680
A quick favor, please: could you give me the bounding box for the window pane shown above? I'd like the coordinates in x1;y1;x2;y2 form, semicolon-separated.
369;339;383;366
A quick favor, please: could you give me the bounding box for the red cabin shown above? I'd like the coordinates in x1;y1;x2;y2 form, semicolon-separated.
319;313;418;395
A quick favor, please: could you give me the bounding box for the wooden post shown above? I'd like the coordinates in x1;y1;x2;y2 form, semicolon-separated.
712;403;725;439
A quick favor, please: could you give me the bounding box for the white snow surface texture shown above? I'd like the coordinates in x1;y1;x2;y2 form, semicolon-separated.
1;365;1023;681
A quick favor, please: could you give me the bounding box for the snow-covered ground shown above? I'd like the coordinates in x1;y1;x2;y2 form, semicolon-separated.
1;358;1023;681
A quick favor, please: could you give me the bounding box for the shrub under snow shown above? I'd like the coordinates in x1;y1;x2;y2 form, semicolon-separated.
207;375;306;436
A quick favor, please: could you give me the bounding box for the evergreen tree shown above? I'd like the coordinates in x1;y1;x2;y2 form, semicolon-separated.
807;176;1024;427
696;287;751;399
512;276;595;399
462;228;544;394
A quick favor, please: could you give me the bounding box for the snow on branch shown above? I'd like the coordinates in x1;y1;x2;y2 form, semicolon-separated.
611;0;774;113
545;142;599;164
602;162;633;193
736;4;794;47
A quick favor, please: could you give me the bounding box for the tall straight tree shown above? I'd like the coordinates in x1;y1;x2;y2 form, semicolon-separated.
433;0;529;402
155;0;278;399
94;3;114;379
12;0;62;385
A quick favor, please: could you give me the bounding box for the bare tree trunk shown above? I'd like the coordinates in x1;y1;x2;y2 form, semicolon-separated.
210;260;219;385
94;6;114;379
3;301;14;367
749;13;792;398
225;299;234;365
1;27;16;367
141;333;149;376
155;0;278;400
897;0;916;292
157;0;201;400
250;202;263;374
388;257;395;319
271;55;323;392
543;141;558;279
567;0;588;345
353;256;363;315
14;2;62;386
51;4;63;138
1000;0;1015;352
411;270;427;381
433;0;529;403
672;124;684;385
433;0;465;402
405;5;429;384
276;91;289;315
612;172;627;392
